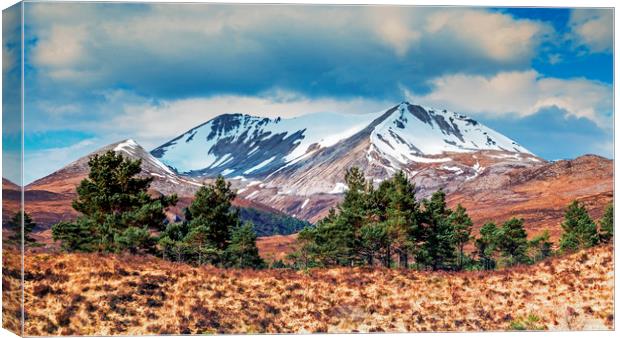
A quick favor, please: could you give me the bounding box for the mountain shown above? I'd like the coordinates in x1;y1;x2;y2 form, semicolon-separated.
152;102;532;180
152;102;544;222
23;139;202;228
12;101;613;248
20;139;309;240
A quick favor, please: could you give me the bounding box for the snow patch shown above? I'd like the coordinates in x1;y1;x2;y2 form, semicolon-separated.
221;169;235;176
244;156;276;174
329;182;348;194
300;198;309;210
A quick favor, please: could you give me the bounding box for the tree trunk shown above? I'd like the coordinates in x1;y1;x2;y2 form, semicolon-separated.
399;251;408;269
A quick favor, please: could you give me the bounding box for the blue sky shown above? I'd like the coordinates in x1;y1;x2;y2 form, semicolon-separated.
2;3;613;184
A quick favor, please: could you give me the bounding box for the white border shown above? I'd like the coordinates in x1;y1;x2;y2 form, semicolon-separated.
0;1;616;338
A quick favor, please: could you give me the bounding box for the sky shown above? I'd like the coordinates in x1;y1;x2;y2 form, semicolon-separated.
1;3;614;184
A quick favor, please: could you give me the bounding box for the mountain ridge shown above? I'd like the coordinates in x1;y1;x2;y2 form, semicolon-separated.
151;102;534;181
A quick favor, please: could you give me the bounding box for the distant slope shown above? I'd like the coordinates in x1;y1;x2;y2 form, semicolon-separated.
21;139;312;238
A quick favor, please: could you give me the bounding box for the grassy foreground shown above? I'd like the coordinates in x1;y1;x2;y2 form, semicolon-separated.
4;245;614;335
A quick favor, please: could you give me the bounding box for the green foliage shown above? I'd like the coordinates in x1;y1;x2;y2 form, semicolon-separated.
475;222;498;270
417;190;458;271
158;176;264;269
360;221;391;267
294;169;469;271
528;231;553;262
237;207;310;236
52;151;176;253
188;176;239;251
599;202;613;243
559;200;599;252
115;226;156;255
382;171;421;268
225;223;266;269
495;218;530;266
7;211;38;245
449;204;473;270
509;313;544;331
52;219;98;252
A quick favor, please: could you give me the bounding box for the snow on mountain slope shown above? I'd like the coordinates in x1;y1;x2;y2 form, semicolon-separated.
370;103;531;165
151;112;377;177
151;102;534;181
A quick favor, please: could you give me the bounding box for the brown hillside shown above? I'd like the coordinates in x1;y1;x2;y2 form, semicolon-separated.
4;245;613;335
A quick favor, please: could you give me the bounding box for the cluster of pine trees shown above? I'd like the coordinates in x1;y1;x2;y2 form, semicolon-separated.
291;167;613;271
51;151;265;269
35;152;615;272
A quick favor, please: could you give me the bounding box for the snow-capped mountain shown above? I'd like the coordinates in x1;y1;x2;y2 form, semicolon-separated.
150;102;543;221
152;102;532;180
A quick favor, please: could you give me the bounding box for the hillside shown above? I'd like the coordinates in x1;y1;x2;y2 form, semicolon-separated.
12;140;310;238
8;245;612;335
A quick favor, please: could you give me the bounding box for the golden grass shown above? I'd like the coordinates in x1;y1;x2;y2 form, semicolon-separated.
10;245;614;335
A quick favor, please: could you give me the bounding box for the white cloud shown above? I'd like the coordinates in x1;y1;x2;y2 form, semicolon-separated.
425;9;551;62
33;25;88;68
569;9;612;53
405;70;612;128
27;4;551;82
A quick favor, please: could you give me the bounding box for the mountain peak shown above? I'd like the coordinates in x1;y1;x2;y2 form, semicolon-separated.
151;103;534;179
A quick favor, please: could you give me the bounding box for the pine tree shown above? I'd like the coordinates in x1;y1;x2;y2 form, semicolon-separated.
51;151;177;253
475;222;498;270
115;226;156;255
496;218;530;266
52;219;98;252
384;171;420;269
225;223;265;269
359;221;390;267
559;200;599;252
7;211;37;245
528;231;553;262
418;190;457;271
449;204;473;270
187;176;238;252
158;220;191;261
599;203;613;243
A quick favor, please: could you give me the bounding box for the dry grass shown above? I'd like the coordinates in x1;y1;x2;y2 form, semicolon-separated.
2;244;22;335
10;245;614;335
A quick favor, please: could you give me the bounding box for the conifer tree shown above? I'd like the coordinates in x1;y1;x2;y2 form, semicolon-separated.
496;218;530;266
418;190;457;270
187;176;239;251
559;200;599;252
449;204;473;270
360;221;390;267
475;222;498;270
528;230;553;262
225;223;265;269
384;171;420;268
7;211;37;245
599;202;613;243
52;151;176;253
